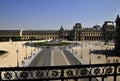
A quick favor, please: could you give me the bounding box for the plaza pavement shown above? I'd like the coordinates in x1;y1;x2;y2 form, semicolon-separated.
0;41;120;81
0;41;36;67
69;41;119;64
67;41;120;81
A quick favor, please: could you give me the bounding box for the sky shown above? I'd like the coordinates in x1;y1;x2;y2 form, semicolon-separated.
0;0;120;30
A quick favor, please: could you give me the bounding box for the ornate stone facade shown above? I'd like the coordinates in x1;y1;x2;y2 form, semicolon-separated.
22;30;59;40
0;18;117;42
115;15;120;54
102;21;115;43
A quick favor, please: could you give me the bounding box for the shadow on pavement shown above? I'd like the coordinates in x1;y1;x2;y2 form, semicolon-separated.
90;49;120;57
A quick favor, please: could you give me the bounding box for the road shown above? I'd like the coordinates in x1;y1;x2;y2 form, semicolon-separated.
62;47;98;81
53;46;67;66
62;47;81;65
29;47;51;66
28;46;98;81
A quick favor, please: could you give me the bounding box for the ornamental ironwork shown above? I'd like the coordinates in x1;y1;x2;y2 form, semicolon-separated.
0;63;120;81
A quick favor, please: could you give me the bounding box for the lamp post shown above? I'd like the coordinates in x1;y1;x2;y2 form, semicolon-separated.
25;45;27;59
75;32;77;41
81;45;82;58
102;45;103;50
89;49;91;64
105;49;108;63
16;49;19;67
31;41;32;55
76;42;77;54
31;46;32;55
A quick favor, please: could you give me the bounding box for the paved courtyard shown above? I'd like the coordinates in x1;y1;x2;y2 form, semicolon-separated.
0;41;120;81
67;41;120;81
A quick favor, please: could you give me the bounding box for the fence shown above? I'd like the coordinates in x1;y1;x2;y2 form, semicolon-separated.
0;63;120;81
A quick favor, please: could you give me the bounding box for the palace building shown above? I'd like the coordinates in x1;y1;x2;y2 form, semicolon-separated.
0;17;117;42
115;15;120;54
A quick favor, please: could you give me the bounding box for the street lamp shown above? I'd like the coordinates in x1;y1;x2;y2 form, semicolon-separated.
76;42;77;54
105;49;108;63
89;49;92;64
75;32;77;41
31;46;32;55
31;41;33;55
25;45;27;59
102;45;103;50
16;49;19;67
81;45;82;58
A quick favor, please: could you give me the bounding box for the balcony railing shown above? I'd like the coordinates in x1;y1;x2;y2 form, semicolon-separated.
0;63;120;81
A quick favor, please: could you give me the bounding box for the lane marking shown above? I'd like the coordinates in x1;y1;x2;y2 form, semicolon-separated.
51;48;54;66
61;49;70;65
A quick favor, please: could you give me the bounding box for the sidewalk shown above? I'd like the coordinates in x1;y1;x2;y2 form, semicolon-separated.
67;41;120;81
20;48;41;67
